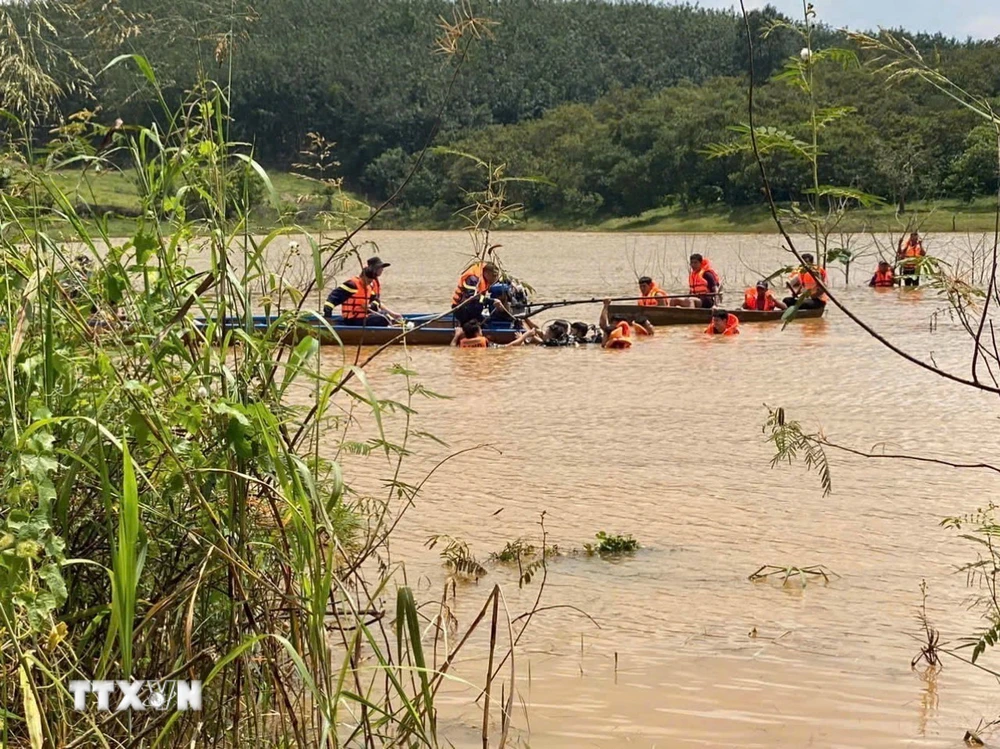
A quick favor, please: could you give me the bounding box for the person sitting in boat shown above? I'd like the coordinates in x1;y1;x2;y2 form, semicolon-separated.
706;309;740;336
669;254;721;309
324;256;402;326
742;280;786;312
451;319;538;348
782;254;828;310
869;260;896;288
897;232;925;287
637;276;669;307
452;261;501;326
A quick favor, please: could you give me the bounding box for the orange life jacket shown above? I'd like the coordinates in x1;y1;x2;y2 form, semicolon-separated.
339;276;380;319
706;313;740;336
872;268;895;287
638;283;669;307
795;266;828;303
605;322;633;349
688;260;719;297
902;240;924;259
452;264;490;307
743;288;776;311
459;336;488;348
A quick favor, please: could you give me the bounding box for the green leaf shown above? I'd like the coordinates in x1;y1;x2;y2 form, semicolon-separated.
804;185;886;207
280;336;319;395
98;54;158;87
233;153;280;212
110;442;143;677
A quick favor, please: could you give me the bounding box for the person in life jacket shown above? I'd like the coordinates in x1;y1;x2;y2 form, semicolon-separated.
896;231;926;287
637;276;669;307
602;319;634;349
670;254;721;309
597;299;653;347
451;261;502;325
324;256;401;326
869;260;896;288
706;309;740;336
455;320;490;348
632;315;654;335
742;280;786;312
782;253;829;310
451;319;540;348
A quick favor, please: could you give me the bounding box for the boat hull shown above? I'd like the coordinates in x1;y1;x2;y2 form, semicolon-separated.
197;313;522;346
607;304;825;326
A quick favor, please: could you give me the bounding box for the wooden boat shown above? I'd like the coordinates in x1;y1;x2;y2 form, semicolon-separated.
606;304;825;326
194;313;523;346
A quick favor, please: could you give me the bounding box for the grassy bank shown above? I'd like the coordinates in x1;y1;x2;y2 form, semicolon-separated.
28;168;1000;235
584;200;1000;234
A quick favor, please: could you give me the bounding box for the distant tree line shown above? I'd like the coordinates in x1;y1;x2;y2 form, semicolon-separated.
31;0;1000;219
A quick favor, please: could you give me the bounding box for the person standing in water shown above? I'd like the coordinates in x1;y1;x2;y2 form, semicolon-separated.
451;319;539;348
897;232;926;287
706;309;740;336
869;260;896;288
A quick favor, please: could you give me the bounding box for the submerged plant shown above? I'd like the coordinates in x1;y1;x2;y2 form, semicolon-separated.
585;531;640;556
426;534;488;580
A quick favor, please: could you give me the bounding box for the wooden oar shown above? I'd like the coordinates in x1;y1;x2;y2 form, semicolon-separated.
520;293;722;318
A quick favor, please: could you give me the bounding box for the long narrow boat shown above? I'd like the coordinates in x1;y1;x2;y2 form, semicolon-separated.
195;313;523;346
606;304;825;326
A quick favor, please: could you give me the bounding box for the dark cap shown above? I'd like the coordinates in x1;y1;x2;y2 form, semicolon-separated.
366;256;390;270
756;279;768;288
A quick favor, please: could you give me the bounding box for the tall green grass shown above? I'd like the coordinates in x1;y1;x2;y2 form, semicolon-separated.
0;54;541;748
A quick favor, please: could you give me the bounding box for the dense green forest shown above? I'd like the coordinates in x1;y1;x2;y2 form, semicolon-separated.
20;0;1000;223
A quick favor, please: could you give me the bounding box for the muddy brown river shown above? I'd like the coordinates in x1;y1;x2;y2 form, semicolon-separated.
296;231;999;747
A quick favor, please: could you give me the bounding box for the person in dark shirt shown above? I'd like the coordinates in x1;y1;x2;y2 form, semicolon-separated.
670;254;721;309
324;256;401;326
570;321;603;344
451;262;501;325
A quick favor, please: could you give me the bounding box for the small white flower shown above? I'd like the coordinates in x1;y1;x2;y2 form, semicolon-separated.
800;47;812;61
289;241;300;250
197;386;209;400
